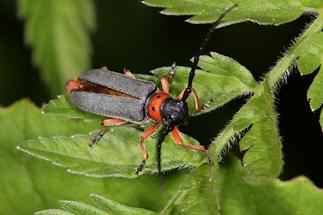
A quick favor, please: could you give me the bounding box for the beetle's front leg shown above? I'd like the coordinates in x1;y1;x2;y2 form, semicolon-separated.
170;127;210;163
171;127;205;151
177;88;201;112
136;123;161;175
90;119;127;147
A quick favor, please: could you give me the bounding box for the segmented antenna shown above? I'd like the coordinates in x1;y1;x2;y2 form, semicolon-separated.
181;4;238;102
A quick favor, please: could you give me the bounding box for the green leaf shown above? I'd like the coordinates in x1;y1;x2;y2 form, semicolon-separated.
143;0;322;25
0;100;184;214
37;156;323;215
90;194;157;215
218;156;323;215
158;144;220;215
18;0;96;95
139;52;256;115
295;32;323;129
214;83;282;184
296;32;323;76
36;209;75;215
160;165;219;215
308;66;323;111
38;194;158;215
0;100;108;214
18;126;206;178
59;200;108;215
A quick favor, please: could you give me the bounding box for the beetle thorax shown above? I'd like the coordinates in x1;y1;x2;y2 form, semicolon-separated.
146;92;171;122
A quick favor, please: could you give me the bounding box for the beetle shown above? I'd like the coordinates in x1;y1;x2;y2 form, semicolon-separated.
66;4;237;175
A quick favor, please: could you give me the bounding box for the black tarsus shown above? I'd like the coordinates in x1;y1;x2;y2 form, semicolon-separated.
90;128;107;147
135;160;146;175
181;4;238;102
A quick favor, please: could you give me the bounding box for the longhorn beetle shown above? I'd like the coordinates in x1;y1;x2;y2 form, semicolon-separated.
66;4;237;175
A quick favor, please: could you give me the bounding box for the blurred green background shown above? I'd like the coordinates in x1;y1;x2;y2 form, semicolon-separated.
0;0;322;187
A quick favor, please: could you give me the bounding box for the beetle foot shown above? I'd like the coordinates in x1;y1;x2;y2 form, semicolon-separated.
135;160;146;175
89;129;107;147
202;99;215;110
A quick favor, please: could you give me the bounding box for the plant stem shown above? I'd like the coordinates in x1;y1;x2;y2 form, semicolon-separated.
266;11;323;89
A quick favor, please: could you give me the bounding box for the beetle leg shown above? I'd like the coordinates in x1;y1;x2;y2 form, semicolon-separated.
101;118;127;126
136;123;161;175
66;79;81;92
177;88;201;112
160;77;170;93
160;63;177;93
168;62;176;79
90;128;107;147
202;98;215;110
100;66;109;71
90;119;127;147
123;68;136;78
171;127;205;151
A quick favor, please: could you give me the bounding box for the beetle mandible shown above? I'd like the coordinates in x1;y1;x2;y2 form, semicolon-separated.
66;4;237;175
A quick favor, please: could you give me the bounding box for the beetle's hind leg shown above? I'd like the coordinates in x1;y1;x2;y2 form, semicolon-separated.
89;119;127;147
136;123;161;175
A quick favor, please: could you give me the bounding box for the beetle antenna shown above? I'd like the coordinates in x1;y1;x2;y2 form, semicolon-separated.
181;4;238;102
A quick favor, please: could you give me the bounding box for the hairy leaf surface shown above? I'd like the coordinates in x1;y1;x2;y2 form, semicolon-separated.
213;83;282;184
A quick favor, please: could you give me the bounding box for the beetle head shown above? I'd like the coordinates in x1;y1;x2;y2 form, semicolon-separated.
161;98;189;127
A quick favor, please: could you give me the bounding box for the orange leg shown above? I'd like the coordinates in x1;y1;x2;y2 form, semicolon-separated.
123;68;136;78
101;118;127;126
176;88;201;112
66;79;81;92
100;66;109;71
176;90;184;100
171;127;205;151
160;77;170;93
90;119;127;147
136;123;161;175
160;63;176;93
